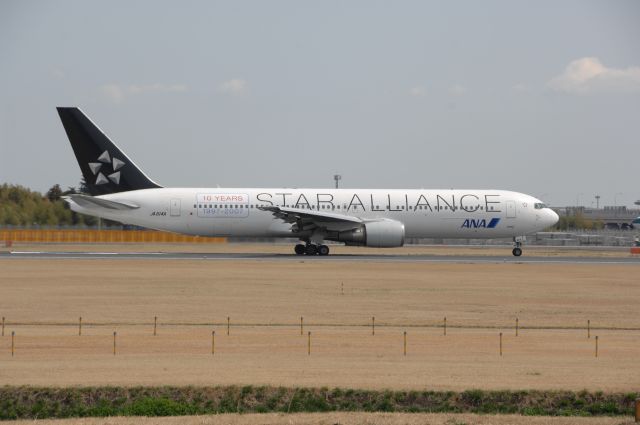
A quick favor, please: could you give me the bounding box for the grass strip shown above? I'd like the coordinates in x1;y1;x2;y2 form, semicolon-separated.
0;386;637;420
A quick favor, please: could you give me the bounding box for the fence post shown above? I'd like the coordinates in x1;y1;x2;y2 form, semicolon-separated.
403;331;407;356
307;331;311;355
79;316;82;336
634;398;639;422
2;316;4;337
515;318;519;337
499;332;503;356
11;331;15;357
595;335;598;358
443;317;447;336
587;320;590;339
154;316;157;336
227;317;230;336
113;331;117;356
212;330;215;355
300;317;303;335
372;316;375;336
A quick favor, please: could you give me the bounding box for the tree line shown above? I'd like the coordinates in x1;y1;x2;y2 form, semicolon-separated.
0;183;99;227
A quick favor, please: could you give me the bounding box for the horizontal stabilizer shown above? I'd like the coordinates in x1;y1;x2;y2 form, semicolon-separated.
63;194;140;210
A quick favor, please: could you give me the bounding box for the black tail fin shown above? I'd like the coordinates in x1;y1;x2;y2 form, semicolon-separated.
57;107;161;195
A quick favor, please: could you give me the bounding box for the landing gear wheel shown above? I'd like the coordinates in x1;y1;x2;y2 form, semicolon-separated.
305;244;318;256
512;247;522;257
294;244;306;255
318;245;330;256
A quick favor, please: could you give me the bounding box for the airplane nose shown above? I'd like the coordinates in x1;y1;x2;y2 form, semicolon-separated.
547;209;559;227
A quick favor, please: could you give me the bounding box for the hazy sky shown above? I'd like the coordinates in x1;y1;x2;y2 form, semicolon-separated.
1;1;639;208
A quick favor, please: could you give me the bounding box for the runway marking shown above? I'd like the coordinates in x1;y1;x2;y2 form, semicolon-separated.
2;251;639;265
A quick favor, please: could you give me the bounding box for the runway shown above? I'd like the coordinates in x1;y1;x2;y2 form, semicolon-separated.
2;250;639;264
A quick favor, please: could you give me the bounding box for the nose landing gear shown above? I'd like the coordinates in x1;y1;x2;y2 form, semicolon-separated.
512;236;525;257
294;243;330;256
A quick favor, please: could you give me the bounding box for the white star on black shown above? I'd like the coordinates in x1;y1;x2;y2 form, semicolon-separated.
88;150;125;185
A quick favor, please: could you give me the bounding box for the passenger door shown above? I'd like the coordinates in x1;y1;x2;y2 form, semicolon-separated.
506;200;516;218
170;199;181;217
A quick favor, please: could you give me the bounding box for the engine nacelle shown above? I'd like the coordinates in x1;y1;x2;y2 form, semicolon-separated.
333;219;405;248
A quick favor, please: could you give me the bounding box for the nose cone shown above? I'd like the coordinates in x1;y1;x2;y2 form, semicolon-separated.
545;209;559;227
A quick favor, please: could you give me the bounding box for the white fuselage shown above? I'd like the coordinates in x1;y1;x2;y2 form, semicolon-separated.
67;188;558;240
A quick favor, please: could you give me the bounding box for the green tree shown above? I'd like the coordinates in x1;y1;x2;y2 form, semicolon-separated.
46;184;63;202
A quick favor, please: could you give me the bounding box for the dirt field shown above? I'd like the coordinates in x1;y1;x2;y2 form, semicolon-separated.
0;256;638;391
8;412;637;425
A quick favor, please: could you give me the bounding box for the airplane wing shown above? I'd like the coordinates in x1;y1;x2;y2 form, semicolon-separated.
63;194;140;210
258;206;363;232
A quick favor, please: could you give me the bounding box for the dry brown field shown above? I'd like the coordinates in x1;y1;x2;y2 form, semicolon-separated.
8;412;638;425
1;253;639;392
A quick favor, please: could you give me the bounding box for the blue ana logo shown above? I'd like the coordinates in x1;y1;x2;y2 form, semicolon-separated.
461;218;500;229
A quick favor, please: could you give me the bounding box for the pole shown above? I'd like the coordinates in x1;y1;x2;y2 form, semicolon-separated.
595;335;598;358
444;317;447;336
515;318;519;337
79;316;82;336
113;331;117;356
154;316;157;336
587;320;590;339
2;316;5;337
403;331;407;356
499;332;503;356
227;317;230;336
212;331;215;355
372;317;375;336
300;317;303;335
11;331;15;357
634;398;639;422
307;331;311;355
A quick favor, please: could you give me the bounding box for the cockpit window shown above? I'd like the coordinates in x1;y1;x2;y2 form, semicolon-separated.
534;203;547;209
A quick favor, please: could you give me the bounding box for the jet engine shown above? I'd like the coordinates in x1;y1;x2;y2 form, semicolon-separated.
333;219;405;248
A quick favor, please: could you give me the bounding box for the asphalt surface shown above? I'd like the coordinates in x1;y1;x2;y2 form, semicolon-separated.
2;250;639;264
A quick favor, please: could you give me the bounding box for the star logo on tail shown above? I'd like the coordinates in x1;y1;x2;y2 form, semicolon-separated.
88;150;125;185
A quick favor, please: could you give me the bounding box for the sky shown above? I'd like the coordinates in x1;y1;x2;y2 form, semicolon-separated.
1;0;639;208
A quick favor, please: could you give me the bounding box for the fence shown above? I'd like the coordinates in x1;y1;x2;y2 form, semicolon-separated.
0;229;226;244
2;316;632;359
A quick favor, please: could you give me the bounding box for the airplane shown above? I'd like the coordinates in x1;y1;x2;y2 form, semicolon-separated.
57;107;559;257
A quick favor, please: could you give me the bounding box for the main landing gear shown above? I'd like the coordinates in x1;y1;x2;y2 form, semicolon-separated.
512;236;525;257
295;243;330;256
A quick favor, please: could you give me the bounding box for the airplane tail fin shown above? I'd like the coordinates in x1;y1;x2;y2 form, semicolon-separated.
57;107;162;195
